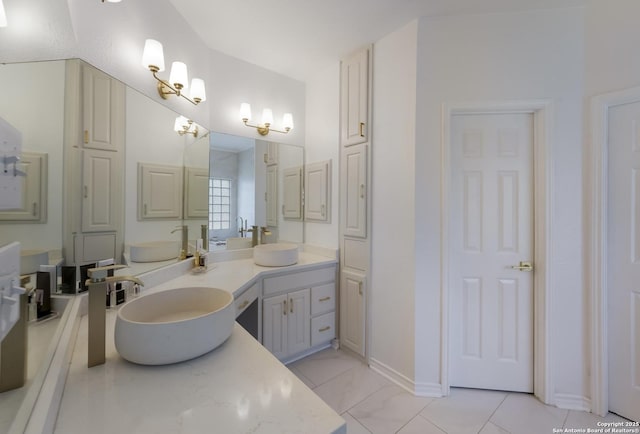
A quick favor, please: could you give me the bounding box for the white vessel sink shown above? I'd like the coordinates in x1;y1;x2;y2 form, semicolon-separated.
226;237;252;250
20;249;49;275
114;287;235;365
253;243;299;267
129;241;180;263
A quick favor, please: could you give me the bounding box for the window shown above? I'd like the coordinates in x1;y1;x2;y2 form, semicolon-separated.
209;178;231;230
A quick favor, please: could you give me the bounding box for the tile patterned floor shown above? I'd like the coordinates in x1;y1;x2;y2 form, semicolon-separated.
287;348;630;434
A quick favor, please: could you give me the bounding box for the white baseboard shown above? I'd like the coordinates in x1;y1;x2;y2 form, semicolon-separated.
555;393;591;412
369;358;416;394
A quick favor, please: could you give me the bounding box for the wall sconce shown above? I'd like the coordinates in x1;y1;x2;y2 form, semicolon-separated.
141;39;206;106
174;116;198;137
240;103;293;136
0;0;8;27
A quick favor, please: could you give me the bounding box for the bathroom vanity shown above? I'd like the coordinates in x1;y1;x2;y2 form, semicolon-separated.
47;250;344;434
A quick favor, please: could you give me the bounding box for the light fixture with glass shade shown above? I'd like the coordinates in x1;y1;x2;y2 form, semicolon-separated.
174;116;198;137
240;103;293;136
141;39;207;106
0;0;8;28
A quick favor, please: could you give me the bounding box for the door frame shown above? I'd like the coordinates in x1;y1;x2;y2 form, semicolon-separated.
441;100;553;404
589;86;640;417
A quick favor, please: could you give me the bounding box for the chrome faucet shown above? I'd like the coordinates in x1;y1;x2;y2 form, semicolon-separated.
171;225;189;260
238;216;245;237
86;265;144;368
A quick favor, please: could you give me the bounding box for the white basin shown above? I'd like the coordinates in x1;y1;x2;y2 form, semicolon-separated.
226;237;252;250
129;241;180;263
114;287;234;365
20;249;49;275
253;243;299;267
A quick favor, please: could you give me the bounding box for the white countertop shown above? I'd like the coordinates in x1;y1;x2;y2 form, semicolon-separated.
54;253;345;434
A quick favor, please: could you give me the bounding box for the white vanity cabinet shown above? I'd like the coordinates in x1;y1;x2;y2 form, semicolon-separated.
262;264;336;362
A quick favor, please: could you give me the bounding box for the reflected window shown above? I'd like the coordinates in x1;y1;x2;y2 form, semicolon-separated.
209;178;231;230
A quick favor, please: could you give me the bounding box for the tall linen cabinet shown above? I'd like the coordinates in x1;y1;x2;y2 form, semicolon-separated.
339;46;372;358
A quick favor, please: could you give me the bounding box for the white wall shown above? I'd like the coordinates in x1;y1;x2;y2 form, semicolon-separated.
304;63;340;249
0;61;66;253
414;8;585;401
1;0;305;146
370;20;418;385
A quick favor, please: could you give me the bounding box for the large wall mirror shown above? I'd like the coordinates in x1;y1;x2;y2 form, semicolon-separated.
0;58;305;432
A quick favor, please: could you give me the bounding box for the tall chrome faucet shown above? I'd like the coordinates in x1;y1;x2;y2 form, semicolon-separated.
171;225;189;260
238;216;245;237
86;265;143;368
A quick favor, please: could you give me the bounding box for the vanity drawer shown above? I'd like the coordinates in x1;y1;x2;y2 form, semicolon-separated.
311;312;335;347
263;266;335;296
311;283;335;316
235;283;258;318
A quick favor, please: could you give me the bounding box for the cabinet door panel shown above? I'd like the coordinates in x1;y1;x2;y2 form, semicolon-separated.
282;167;302;220
342;144;367;238
341;48;369;146
263;294;288;359
266;165;278;227
287;288;310;355
82;149;118;232
305;160;330;222
0;152;46;222
82;63;124;151
340;270;365;357
184;167;209;219
138;163;183;219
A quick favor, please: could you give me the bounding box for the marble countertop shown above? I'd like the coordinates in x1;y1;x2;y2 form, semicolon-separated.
54;252;345;434
139;251;337;299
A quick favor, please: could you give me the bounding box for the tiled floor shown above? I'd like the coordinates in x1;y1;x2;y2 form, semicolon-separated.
287;348;630;434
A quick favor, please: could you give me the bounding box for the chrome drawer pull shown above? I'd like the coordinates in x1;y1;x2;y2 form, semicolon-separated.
318;296;331;302
319;326;331;332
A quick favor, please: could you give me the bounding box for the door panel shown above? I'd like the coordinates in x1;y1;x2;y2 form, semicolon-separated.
450;113;534;392
340;270;365;356
607;102;640;421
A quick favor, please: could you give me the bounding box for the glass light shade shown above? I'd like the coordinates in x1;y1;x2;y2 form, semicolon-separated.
0;0;8;28
282;113;294;130
169;61;189;89
261;108;274;125
174;116;188;132
190;78;206;102
141;39;165;71
240;103;252;121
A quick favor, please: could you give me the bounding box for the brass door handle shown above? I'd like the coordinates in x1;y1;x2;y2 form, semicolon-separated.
511;261;533;272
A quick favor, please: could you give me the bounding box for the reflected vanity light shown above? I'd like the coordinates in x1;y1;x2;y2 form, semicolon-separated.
240;103;293;136
141;39;206;106
0;0;7;27
174;116;199;137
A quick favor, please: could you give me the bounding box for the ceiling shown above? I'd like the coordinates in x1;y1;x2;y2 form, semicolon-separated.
169;0;584;82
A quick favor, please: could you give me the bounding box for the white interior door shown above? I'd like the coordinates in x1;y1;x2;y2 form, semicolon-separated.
450;113;534;392
607;102;640;421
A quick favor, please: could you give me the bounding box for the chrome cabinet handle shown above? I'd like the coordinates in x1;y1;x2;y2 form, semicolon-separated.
283;299;287;316
358;281;363;296
319;326;330;332
318;296;331;302
511;261;533;272
290;298;293;314
360;184;365;199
